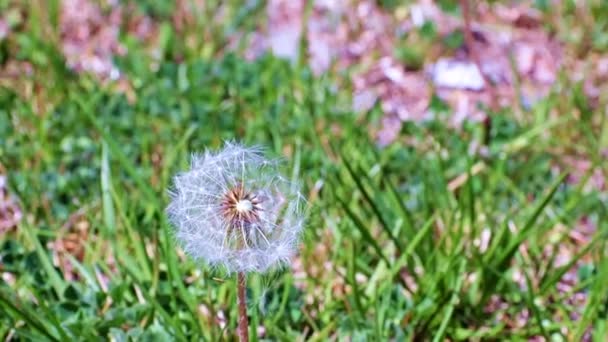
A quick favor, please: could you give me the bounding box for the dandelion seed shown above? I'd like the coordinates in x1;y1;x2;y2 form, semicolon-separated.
167;142;305;341
166;141;305;273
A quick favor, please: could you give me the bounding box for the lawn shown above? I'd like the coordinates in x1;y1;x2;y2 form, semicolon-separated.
0;0;607;340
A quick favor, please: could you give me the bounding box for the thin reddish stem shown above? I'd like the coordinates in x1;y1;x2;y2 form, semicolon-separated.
460;0;496;145
237;272;249;342
460;0;496;110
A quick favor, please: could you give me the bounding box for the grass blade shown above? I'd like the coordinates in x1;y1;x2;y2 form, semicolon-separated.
337;196;390;265
493;173;568;268
339;150;404;251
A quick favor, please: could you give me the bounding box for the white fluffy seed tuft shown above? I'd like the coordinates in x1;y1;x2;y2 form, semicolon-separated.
166;141;305;273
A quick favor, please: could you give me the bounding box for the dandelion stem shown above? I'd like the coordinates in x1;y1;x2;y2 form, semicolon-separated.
237;272;249;342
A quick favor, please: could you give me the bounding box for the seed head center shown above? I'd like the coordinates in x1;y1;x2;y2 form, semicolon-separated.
236;199;253;213
221;185;261;225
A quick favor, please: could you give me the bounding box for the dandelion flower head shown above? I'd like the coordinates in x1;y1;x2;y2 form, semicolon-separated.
167;142;305;273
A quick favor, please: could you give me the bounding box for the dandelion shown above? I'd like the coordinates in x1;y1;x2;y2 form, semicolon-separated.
167;142;305;341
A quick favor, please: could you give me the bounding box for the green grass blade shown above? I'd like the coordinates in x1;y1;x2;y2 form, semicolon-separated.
78;99;158;204
432;260;466;342
0;288;62;341
101;142;116;235
337;196;390;265
493;173;568;268
574;241;608;340
389;214;436;279
20;224;65;298
339;151;404;251
521;260;549;339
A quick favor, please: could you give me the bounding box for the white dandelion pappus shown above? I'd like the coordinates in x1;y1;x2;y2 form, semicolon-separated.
167;142;305;273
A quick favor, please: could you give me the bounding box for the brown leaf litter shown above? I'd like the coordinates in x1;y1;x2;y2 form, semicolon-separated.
247;1;581;146
59;0;158;100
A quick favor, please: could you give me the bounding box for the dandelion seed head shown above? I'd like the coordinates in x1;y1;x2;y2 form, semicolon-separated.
167;141;305;273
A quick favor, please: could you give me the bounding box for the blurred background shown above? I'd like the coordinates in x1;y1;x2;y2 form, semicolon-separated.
0;0;607;340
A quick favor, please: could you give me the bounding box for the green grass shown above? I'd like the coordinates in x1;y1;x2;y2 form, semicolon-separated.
1;1;607;340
